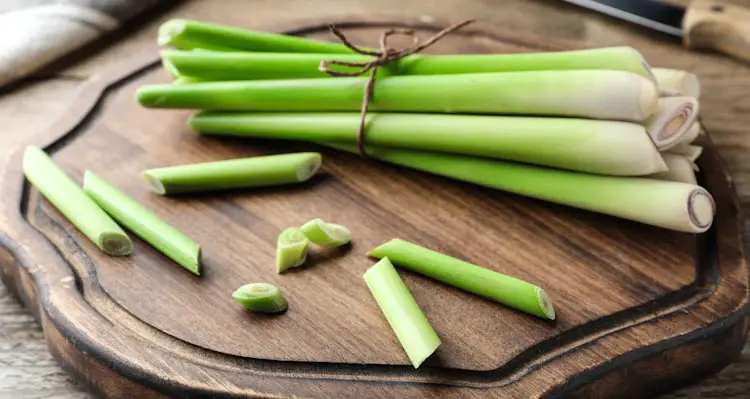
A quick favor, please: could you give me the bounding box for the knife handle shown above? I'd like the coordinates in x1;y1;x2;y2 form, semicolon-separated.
683;0;750;63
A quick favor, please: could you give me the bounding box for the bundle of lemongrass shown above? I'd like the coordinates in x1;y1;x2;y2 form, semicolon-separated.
137;19;713;234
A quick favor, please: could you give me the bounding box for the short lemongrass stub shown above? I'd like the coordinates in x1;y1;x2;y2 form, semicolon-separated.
232;283;288;313
276;228;310;273
369;239;556;320
666;144;703;162
652;68;701;98
644;97;699;150
142;152;322;195
363;257;441;368
650;154;698;185
22;147;132;256
300;218;352;248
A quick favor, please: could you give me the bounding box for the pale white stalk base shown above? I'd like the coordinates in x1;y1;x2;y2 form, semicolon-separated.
650;153;697;185
652;68;701;98
644;97;699;150
666;144;703;162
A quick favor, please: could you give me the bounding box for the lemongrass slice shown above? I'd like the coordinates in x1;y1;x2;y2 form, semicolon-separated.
191;112;666;176
644;97;699;150
161;46;654;81
137;70;658;121
325;143;715;233
232;283;288;313
158;19;352;53
22;147;132;256
369;239;555;320
363;258;441;368
672;122;702;147
142;153;322;195
83;171;201;275
650;154;697;185
299;219;352;247
276;228;310;273
666;144;703;162
652;68;701;98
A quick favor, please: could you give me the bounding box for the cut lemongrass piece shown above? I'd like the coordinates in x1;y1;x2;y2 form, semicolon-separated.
369;239;555;320
161;46;654;81
363;257;441;368
276;228;310;273
22;147;132;256
158;19;352;53
644;97;699;150
300;219;351;248
142;152;322;195
673;122;702;147
324;143;715;233
137;70;658;121
232;283;288;313
652;68;701;98
666;144;703;162
191;112;666;176
650;153;697;185
83;171;202;275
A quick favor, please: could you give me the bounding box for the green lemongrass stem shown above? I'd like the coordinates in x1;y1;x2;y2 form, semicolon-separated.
82;171;201;275
324;143;715;233
173;75;204;84
650;153;697;185
666;144;703;162
22;147;132;256
138;70;658;121
161;46;654;81
300;219;351;247
142;153;322;195
276;228;310;273
191;112;665;176
232;283;288;313
158;19;353;53
644;97;699;150
652;68;701;98
369;239;555;320
363;257;441;368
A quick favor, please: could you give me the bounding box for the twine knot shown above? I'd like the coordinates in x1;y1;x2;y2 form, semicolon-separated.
318;20;475;156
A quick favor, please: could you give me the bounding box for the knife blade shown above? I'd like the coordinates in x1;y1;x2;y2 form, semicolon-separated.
562;0;685;37
561;0;750;63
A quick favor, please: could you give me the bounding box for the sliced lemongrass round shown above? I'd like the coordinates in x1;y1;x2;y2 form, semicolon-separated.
650;153;697;185
232;283;288;313
363;257;441;368
644;97;699;150
666;144;703;162
276;227;310;273
369;239;555;320
299;219;351;248
652;68;701;98
83;171;202;275
22;146;132;256
672;122;702;148
142;152;322;195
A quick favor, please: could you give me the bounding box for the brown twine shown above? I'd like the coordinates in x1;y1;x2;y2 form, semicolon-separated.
319;19;475;156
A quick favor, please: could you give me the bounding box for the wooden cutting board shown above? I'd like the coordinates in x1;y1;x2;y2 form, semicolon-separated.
0;16;747;399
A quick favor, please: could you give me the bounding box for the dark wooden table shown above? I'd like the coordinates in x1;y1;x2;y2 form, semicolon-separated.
1;0;749;397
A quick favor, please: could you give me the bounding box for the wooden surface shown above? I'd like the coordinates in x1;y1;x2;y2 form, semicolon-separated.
683;0;750;63
0;0;749;398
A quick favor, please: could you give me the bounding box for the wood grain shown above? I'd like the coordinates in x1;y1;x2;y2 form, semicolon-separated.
0;16;747;398
683;0;750;63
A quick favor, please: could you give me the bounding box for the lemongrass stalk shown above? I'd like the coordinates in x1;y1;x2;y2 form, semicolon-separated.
158;19;353;53
138;70;658;121
83;171;201;275
162;46;654;81
191;112;665;176
652;68;701;98
300;219;351;247
644;97;699;150
173;76;204;84
276;228;309;273
232;283;288;313
666;144;703;162
22;147;132;256
363;258;440;368
650;153;697;185
369;239;555;320
142;153;321;195
325;143;715;233
673;122;702;147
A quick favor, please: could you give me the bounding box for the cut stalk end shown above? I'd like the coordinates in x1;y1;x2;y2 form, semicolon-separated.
536;287;556;321
276;227;310;273
300;218;351;248
99;232;133;256
688;188;715;233
645;97;699;150
232;283;289;313
295;154;322;182
157;19;186;46
142;171;166;195
638;77;660;120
